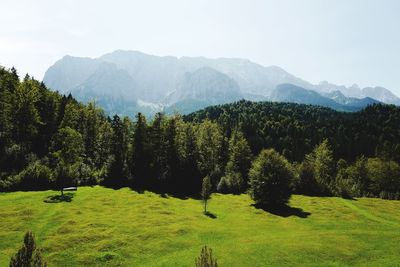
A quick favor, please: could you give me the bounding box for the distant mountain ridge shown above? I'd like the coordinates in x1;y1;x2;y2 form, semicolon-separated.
272;84;355;112
314;81;400;105
43;50;399;116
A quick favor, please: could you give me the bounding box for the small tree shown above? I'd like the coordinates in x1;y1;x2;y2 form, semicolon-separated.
55;161;78;195
249;149;294;208
195;246;218;267
10;231;47;267
201;176;212;213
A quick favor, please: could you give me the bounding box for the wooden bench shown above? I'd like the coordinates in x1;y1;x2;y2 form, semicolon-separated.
62;187;78;191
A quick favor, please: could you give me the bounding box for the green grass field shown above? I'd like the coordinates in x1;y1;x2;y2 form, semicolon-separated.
1;186;399;266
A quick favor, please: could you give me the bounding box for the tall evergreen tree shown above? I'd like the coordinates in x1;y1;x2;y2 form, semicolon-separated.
131;113;150;189
176;122;201;194
160;117;179;192
14;76;41;145
148;112;165;189
0;67;17;172
34;85;59;157
84;102;99;162
105;115;129;187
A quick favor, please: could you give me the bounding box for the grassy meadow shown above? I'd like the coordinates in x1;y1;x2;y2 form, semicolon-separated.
1;186;400;266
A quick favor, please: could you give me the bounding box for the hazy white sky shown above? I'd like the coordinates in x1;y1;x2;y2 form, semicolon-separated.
1;0;399;94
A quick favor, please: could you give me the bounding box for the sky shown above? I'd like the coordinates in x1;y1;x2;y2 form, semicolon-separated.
1;0;399;95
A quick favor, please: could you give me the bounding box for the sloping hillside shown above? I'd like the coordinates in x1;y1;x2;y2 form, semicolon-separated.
1;186;399;266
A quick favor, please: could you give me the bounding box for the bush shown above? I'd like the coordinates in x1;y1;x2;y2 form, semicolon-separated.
18;161;54;190
379;191;400;200
0;175;19;191
76;162;98;186
5;144;25;170
335;175;354;199
334;159;353;198
345;156;368;197
366;158;400;197
216;176;228;193
0;161;53;191
295;160;320;196
249;149;295;208
217;172;244;194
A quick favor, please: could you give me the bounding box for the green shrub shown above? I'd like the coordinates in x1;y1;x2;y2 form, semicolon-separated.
366;158;400;197
217;172;243;194
18;161;54;190
76;162;98;186
0;161;53;191
0;175;19;191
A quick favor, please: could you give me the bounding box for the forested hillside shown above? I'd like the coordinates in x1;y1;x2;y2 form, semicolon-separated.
185;100;400;162
1;66;400;200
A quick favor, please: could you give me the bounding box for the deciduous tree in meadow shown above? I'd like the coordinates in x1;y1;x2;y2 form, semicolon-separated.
249;149;294;208
201;176;212;213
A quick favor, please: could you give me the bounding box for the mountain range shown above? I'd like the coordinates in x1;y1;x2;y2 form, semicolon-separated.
43;50;400;116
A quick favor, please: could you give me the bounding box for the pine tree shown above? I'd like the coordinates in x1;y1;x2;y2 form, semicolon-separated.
105;115;129;187
9;231;47;267
148;112;165;189
160;117;179;192
84;101;99;162
195;246;218;267
131;113;150;189
13;77;41;145
0;67;16;172
59;102;82;131
34;86;59;157
176;122;201;194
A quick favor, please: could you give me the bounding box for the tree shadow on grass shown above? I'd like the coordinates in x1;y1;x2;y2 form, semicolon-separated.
44;193;75;203
252;204;311;218
158;193;192;200
342;195;358;201
204;211;217;219
154;189;199;200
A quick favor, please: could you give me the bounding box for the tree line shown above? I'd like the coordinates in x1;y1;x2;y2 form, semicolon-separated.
1;66;399;200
